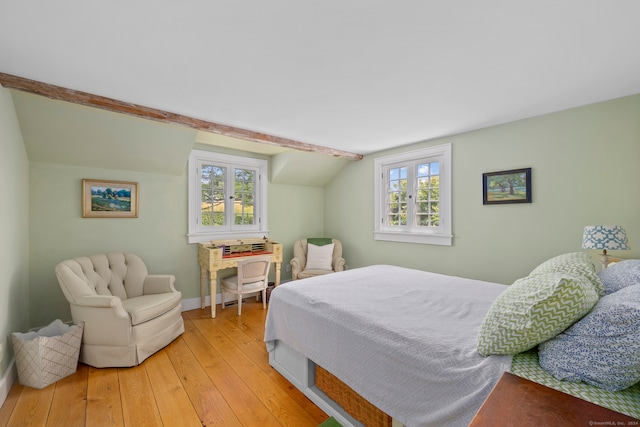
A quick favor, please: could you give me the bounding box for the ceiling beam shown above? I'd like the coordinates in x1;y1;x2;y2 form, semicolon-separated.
0;72;363;161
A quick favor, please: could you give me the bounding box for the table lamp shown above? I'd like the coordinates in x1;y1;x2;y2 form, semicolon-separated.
582;225;630;269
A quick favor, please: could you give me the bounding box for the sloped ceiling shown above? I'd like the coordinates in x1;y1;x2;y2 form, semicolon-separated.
270;151;349;187
11;90;196;176
11;89;347;185
2;1;640;157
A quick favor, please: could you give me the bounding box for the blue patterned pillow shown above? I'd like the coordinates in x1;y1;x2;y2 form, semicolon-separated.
538;284;640;391
597;259;640;295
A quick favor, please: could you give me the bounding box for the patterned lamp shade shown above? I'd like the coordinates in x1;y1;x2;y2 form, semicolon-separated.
582;225;630;251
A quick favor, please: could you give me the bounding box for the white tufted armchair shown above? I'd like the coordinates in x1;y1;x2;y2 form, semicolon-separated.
290;238;346;280
55;253;184;368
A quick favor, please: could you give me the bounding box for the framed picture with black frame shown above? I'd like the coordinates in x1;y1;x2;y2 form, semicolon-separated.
482;168;531;205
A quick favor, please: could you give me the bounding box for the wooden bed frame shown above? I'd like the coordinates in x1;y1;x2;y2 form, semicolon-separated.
268;340;405;427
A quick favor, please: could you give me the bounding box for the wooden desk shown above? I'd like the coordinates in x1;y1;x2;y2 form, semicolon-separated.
198;238;283;318
470;372;638;426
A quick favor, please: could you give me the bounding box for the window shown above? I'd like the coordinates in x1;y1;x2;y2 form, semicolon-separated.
188;149;268;243
374;143;452;246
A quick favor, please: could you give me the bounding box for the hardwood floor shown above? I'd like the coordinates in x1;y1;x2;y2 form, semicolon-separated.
0;302;329;427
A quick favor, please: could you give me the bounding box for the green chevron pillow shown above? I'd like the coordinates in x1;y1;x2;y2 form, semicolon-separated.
530;252;604;296
477;273;599;356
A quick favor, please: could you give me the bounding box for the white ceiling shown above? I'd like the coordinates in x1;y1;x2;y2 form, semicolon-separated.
1;1;640;156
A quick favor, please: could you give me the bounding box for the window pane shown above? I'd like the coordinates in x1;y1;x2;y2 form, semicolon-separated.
386;167;407;226
399;203;407;225
234;168;256;225
415;161;439;228
373;143;451;246
202;165;226;227
431;202;440;226
189;149;269;242
417;163;430;177
416;213;430;226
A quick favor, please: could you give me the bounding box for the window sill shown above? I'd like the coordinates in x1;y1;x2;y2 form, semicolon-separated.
373;231;453;246
188;230;270;244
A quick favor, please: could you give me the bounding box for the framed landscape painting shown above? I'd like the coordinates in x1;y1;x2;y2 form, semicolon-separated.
482;168;532;205
82;179;139;218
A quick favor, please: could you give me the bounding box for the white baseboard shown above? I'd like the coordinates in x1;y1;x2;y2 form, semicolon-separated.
182;295;216;312
0;359;17;410
180;287;278;312
181;280;289;313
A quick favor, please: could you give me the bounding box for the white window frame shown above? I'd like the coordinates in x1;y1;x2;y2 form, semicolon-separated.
373;143;452;246
188;149;268;244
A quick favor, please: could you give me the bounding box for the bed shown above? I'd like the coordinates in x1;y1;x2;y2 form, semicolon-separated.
264;260;640;427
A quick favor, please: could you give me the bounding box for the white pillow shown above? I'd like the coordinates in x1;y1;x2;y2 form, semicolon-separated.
305;243;334;271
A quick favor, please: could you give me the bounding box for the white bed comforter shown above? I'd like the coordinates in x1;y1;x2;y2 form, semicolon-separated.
264;265;512;427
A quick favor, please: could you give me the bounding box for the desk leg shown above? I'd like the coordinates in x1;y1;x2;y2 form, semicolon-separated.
209;270;218;318
200;268;207;310
275;262;281;286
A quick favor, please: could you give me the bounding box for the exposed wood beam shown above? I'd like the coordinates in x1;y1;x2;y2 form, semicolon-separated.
0;72;363;161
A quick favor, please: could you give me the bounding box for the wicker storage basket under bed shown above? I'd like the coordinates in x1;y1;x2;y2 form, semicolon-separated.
316;364;392;427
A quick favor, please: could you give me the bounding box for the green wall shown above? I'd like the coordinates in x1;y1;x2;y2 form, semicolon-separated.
0;88;30;378
325;94;640;285
268;183;325;274
29;163;194;327
27;160;326;327
4;86;640;379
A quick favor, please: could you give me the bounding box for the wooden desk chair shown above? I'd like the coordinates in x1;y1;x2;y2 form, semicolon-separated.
221;255;272;315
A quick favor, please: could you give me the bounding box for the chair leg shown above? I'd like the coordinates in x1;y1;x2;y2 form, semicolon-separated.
262;289;267;309
237;295;242;315
221;291;225;309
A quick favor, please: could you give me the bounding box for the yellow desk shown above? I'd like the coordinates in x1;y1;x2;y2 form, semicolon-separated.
198;238;283;318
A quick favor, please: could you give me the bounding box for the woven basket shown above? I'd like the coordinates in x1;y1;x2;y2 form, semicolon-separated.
11;320;84;389
316;365;392;427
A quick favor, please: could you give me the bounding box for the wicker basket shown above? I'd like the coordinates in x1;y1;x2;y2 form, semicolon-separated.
316;364;392;427
11;319;84;389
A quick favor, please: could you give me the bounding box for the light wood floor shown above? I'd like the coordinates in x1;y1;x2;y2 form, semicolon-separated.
0;302;329;427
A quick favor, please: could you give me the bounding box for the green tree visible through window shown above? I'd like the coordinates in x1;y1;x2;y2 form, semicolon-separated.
200;165;257;227
374;143;451;246
416;162;440;227
387;166;407;225
386;162;439;227
234;168;255;225
201;165;226;226
189;149;268;243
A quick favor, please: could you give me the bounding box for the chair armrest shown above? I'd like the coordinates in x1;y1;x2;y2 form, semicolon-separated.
75;295;119;308
71;296;131;346
143;274;177;294
334;257;346;272
290;257;304;280
74;295;129;319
